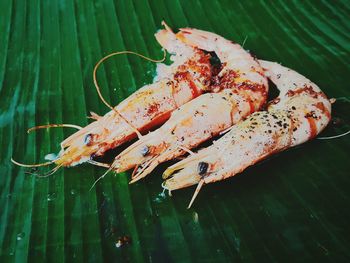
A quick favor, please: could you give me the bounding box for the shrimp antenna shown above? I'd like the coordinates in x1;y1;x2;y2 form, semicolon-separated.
87;160;111;169
93;49;167;139
11;123;82;168
11;158;55;168
242;35;248;48
27;124;82;134
35;164;62;178
187;180;204;209
11;157;62;178
317;130;350;140
89;165;114;191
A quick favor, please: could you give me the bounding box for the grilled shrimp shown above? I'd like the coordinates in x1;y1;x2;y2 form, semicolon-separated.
163;61;331;208
110;28;268;183
51;22;214;167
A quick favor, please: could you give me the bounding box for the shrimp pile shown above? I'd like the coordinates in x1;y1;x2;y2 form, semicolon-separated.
111;28;268;183
13;22;333;208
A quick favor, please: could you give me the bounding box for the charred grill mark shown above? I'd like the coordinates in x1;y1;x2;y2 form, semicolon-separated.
198;52;211;64
307;117;318;139
187;52;212;79
173;51;213;96
212;72;268;106
188;79;201;97
305;111;318;119
147;103;160;116
247;99;255;114
174;71;191;82
236;82;267;96
173;71;200;99
286;85;327;100
314;102;331;119
210;69;240;90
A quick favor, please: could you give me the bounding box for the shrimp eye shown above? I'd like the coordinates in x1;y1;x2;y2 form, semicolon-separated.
140;145;149;156
197;162;209;175
84;134;93;146
90;153;97;160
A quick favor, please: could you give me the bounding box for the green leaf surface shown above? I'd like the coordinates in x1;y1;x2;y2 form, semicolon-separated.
1;0;349;262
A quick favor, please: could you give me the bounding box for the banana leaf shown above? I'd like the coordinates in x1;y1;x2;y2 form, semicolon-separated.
1;0;349;262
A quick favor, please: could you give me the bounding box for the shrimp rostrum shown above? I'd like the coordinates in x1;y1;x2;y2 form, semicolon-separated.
109;27;268;183
19;22;217;171
163;61;331;208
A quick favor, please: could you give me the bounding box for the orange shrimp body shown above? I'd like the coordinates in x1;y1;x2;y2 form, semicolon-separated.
54;23;214;167
111;28;268;182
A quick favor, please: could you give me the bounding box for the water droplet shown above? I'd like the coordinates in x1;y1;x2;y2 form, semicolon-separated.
192;212;199;223
153;197;161;203
153;192;166;203
115;240;122;248
47;193;57;202
234;236;241;252
16;232;25;241
115;236;131;248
